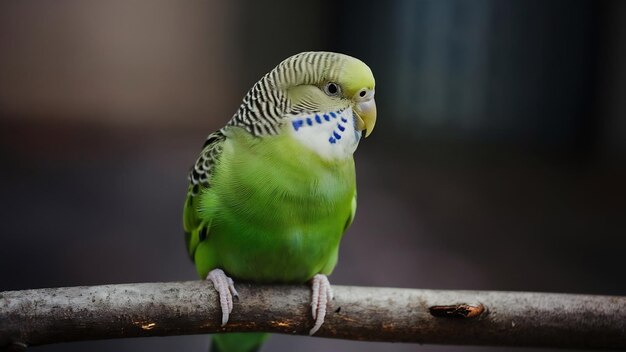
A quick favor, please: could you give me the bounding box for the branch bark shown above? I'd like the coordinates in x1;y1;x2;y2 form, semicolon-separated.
1;281;625;350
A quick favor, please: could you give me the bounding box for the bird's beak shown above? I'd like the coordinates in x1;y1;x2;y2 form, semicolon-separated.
354;98;377;138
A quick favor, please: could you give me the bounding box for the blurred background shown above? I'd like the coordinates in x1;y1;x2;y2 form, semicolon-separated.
1;0;625;351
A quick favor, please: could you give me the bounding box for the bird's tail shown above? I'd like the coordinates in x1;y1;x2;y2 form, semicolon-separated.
211;333;269;352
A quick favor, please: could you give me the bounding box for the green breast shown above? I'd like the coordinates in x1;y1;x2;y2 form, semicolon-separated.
195;127;356;283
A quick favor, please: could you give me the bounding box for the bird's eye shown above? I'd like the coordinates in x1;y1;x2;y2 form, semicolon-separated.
359;89;367;98
324;82;341;96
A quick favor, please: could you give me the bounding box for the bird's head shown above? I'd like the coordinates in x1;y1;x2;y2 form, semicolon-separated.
274;52;377;138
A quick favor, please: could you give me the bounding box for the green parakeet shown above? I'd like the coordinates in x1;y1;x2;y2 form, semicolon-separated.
183;51;376;352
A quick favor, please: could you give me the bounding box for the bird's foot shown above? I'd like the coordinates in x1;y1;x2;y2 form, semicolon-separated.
309;274;333;335
207;268;239;326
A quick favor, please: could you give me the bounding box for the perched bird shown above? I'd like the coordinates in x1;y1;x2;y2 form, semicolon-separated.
183;51;376;352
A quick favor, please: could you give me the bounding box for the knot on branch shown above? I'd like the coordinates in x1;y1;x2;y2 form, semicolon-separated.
428;303;485;319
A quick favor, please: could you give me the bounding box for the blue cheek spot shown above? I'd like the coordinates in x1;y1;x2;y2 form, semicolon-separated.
323;114;330;121
338;124;345;132
315;114;322;124
292;120;304;131
329;136;336;144
330;111;337;118
333;131;341;140
341;117;348;123
306;118;313;126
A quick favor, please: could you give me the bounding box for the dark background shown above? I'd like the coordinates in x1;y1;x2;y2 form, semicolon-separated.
1;0;625;351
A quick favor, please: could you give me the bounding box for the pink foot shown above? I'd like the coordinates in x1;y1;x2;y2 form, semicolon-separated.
207;268;239;326
309;274;333;335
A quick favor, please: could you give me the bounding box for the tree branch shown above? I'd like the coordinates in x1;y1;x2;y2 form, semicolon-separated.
1;281;625;350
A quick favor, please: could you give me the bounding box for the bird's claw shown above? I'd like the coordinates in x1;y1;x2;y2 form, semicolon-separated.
207;268;239;326
309;274;333;335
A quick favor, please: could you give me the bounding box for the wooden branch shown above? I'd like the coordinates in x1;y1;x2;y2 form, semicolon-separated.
1;281;625;350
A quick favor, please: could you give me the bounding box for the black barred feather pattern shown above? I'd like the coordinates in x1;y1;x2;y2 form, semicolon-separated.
227;71;286;136
187;129;226;196
227;52;338;136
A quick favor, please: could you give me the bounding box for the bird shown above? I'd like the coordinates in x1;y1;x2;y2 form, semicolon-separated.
183;51;376;352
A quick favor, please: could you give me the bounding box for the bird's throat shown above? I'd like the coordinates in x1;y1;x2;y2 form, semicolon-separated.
287;108;360;160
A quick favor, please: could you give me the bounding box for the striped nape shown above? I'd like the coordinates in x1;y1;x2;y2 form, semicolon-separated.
227;72;286;136
227;52;342;137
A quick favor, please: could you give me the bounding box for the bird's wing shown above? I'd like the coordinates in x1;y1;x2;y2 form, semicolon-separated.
183;129;226;261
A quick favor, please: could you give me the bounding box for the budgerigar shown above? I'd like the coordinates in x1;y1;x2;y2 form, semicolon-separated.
183;51;376;352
